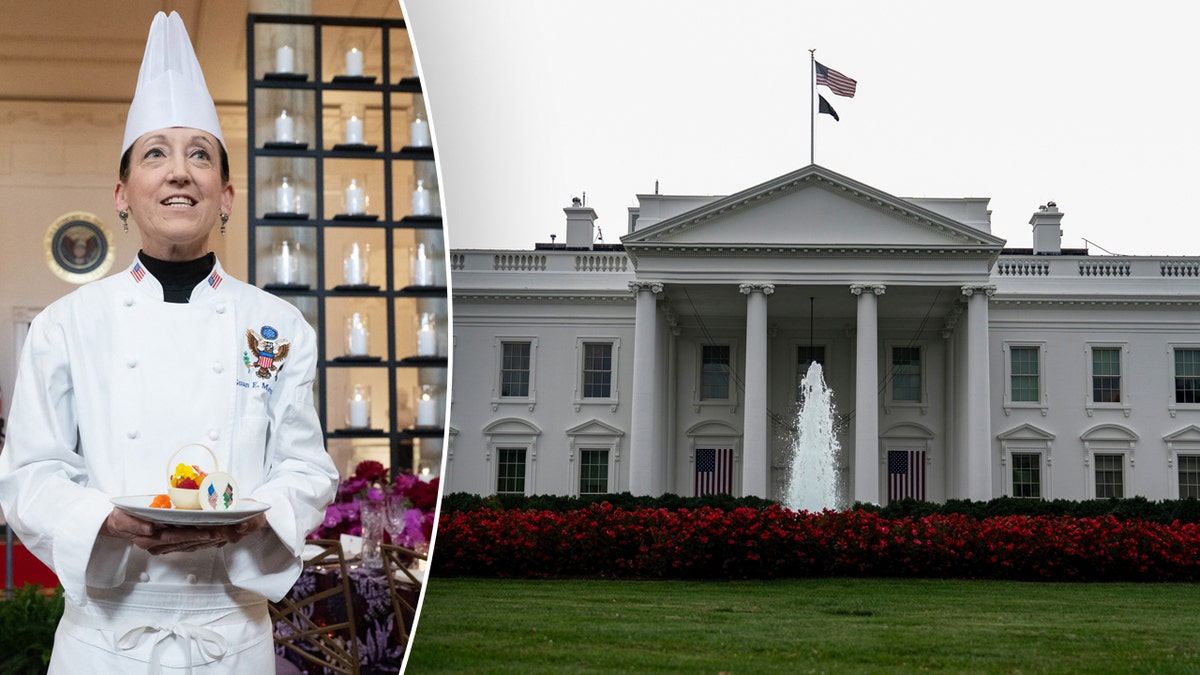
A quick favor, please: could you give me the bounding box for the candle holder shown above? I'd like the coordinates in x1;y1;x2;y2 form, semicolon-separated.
415;384;440;428
275;109;294;143
410;110;431;148
346;383;372;429
269;240;305;289
345;47;363;77
415;311;437;357
275;45;295;74
345;312;370;357
412;179;432;216
409;243;435;287
266;176;308;219
342;242;370;286
338;177;370;218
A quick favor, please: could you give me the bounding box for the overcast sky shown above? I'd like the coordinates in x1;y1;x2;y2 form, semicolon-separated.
404;1;1200;256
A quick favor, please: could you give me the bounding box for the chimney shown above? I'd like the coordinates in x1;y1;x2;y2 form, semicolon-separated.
564;198;598;249
1029;201;1064;255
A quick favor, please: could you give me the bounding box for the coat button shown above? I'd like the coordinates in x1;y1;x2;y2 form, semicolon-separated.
215;304;226;315
208;429;220;441
127;430;139;439
124;297;135;307
212;363;224;374
126;358;138;368
139;572;150;582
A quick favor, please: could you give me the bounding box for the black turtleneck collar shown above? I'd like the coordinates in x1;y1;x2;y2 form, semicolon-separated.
137;251;215;303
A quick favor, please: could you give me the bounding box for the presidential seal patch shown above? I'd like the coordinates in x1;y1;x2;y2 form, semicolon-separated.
245;325;291;380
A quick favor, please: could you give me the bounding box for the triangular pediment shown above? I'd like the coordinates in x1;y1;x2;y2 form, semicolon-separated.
565;419;625;437
622;165;1005;254
1164;425;1200;443
997;423;1056;441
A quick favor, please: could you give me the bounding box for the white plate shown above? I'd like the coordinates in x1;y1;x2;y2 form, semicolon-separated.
111;495;270;526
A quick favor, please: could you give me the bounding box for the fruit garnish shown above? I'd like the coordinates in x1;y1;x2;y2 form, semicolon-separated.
170;462;208;489
149;494;172;509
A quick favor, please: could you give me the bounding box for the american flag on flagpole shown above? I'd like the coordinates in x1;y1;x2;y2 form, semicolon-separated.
815;60;857;98
695;447;734;496
887;450;926;502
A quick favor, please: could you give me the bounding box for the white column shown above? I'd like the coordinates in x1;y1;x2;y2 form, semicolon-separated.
850;283;885;505
739;283;774;497
628;281;663;495
962;285;995;500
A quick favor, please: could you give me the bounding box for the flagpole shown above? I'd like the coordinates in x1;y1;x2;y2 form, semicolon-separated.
809;49;816;165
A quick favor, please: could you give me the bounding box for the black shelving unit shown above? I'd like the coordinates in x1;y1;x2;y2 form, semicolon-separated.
246;14;447;479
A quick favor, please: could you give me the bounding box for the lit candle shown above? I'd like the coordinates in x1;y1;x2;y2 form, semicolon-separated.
411;114;430;147
345;48;363;76
276;241;294;285
348;312;369;356
416;391;436;427
349;388;369;428
345;178;366;215
412;179;431;216
276;176;295;213
344;242;364;285
275;109;294;143
275;45;294;74
344;115;363;144
417;313;436;356
412;243;432;286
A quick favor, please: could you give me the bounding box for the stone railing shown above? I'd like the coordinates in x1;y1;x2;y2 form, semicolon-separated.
996;256;1200;280
451;250;634;275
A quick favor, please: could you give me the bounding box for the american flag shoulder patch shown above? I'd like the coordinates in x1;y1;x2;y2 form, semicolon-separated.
131;262;146;283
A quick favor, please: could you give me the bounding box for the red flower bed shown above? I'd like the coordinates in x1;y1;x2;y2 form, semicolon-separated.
434;503;1200;581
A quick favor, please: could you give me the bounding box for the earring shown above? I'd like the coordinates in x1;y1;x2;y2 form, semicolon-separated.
119;209;129;234
220;213;229;236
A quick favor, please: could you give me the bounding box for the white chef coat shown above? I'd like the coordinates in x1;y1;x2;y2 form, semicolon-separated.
0;257;339;672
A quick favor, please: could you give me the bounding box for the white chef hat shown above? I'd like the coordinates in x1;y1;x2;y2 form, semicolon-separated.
121;11;225;157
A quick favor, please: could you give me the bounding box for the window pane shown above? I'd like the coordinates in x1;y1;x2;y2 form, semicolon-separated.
1011;452;1041;499
1094;453;1124;499
1180;455;1200;499
701;345;731;400
582;342;613;398
1176;349;1200;404
500;342;531;398
1010;347;1040;403
892;347;921;402
579;448;609;495
497;447;526;494
1092;348;1121;403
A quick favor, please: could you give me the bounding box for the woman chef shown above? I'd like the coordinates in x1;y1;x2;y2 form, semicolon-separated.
0;12;339;673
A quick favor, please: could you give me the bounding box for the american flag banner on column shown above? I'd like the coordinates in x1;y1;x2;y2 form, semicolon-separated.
695;447;734;496
887;450;926;502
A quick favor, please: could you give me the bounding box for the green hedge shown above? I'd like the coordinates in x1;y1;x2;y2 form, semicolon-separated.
439;492;1200;524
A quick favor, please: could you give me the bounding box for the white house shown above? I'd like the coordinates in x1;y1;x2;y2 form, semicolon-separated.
447;165;1200;505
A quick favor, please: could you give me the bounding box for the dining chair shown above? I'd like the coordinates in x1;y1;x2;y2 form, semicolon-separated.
379;543;427;646
270;538;361;675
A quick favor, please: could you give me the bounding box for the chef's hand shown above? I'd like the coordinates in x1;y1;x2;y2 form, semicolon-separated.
101;508;228;555
212;513;269;545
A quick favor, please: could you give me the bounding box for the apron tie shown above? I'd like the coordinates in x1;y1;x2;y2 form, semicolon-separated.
115;617;233;674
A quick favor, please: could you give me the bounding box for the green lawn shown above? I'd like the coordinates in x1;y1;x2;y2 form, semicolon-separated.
405;577;1200;674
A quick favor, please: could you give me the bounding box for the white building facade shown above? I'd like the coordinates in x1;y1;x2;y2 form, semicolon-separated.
447;165;1200;505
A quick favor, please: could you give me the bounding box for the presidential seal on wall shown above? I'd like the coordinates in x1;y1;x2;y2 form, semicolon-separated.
44;211;115;284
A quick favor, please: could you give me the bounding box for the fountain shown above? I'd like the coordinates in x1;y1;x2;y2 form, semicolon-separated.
783;361;843;512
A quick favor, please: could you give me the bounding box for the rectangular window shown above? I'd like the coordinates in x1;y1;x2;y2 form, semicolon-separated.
701;345;731;400
892;347;921;402
500;342;531;398
582;342;613;398
1175;349;1200;404
1094;453;1124;499
496;447;527;494
796;345;827;401
579;449;609;495
1011;453;1041;499
1010;347;1040;403
1092;347;1121;403
1180;456;1200;499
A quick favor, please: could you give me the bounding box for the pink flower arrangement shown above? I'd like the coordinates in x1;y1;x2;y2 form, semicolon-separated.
309;460;440;548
